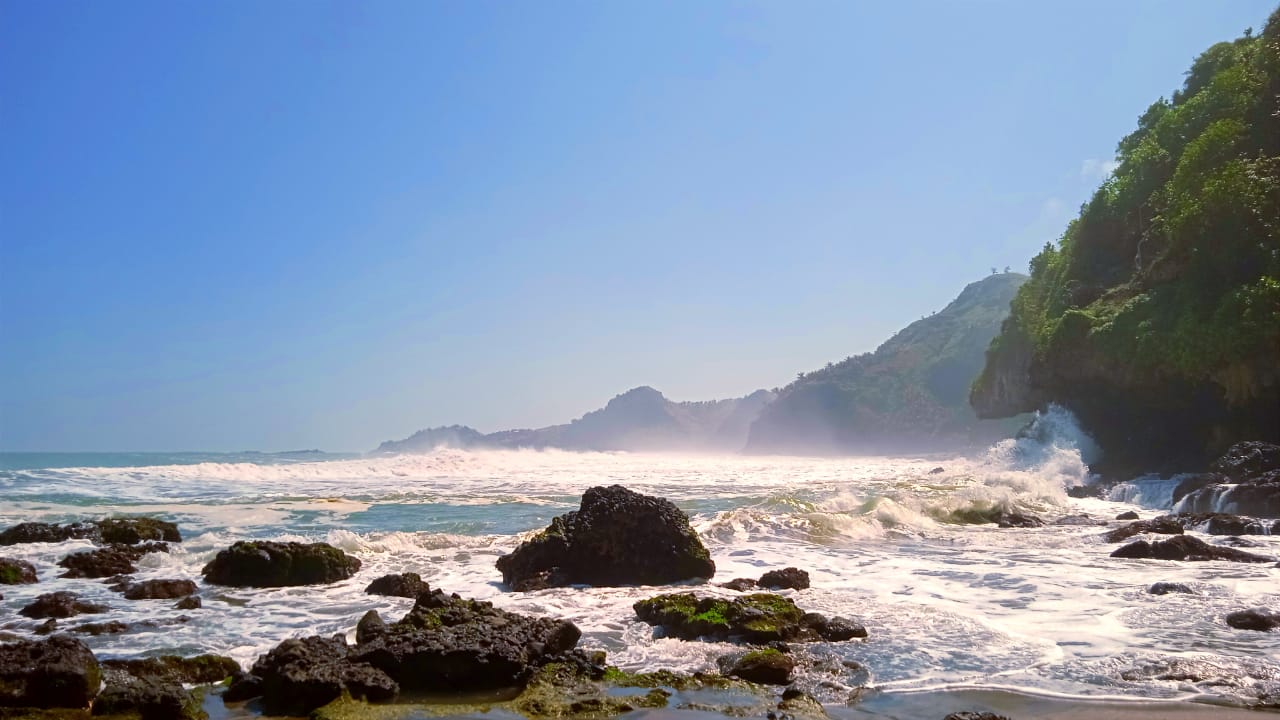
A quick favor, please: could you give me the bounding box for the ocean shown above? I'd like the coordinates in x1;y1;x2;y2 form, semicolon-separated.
1;407;1277;714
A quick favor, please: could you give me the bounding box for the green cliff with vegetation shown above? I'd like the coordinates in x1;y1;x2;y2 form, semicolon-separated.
745;272;1029;455
971;10;1280;473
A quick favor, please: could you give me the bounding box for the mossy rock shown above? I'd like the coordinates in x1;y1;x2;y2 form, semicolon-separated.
94;517;181;545
201;541;361;587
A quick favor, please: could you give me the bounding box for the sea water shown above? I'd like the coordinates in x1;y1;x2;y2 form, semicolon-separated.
1;407;1277;710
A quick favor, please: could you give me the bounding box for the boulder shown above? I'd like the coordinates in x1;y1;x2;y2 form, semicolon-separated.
119;579;198;600
1224;608;1280;632
57;543;169;579
356;610;386;644
101;655;239;685
1210;441;1280;481
758;567;809;590
1170;512;1275;536
74;620;130;636
945;508;1044;528
1116;511;1139;520
943;714;1012;720
1147;582;1194;595
0;521;99;546
1175;442;1280;517
364;572;430;598
495;485;714;591
174;596;202;610
0;635;101;708
230;635;397;716
93;671;205;720
1110;536;1272;563
723;648;794;685
720;578;758;591
19;591;108;619
201;540;361;587
1102;518;1183;543
0;557;37;584
633;592;865;643
94;517;181;545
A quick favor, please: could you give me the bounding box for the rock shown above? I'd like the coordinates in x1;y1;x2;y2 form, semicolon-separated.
356;610;386;644
633;592;863;643
759;567;809;590
234;635;398;716
174;596;201;610
1102;518;1184;543
1175;442;1280;518
19;591;109;619
944;713;1012;720
94;517;181;545
364;572;430;598
1217;536;1262;547
1210;441;1280;481
724;648;794;685
495;485;715;590
57;543;169;579
1225;608;1280;632
34;619;57;635
0;635;101;708
1116;511;1140;520
93;671;205;720
101;655;239;685
813;615;868;641
720;578;758;591
1067;485;1104;499
0;557;37;584
946;507;1044;527
201;540;361;587
0;521;100;546
74;620;130;635
1110;536;1273;563
222;671;263;702
996;511;1045;528
350;588;583;692
1170;512;1273;536
929;467;945;474
118;579;198;600
1147;582;1194;595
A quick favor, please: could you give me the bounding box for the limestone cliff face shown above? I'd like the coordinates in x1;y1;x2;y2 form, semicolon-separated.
971;10;1280;474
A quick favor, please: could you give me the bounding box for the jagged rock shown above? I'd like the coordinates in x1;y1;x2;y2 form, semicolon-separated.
1218;536;1263;547
1116;511;1139;520
0;521;100;546
118;579;197;600
1170;512;1275;536
74;620;129;635
0;635;101;708
945;508;1043;528
19;591;108;619
1102;518;1183;543
1147;582;1194;595
57;543;169;579
93;671;205;720
356;610;386;644
1175;442;1280;518
723;648;794;685
233;635;397;716
222;671;263;702
634;592;865;643
1211;441;1280;481
759;567;810;590
101;655;239;685
350;588;582;691
0;558;37;584
1110;536;1272;563
364;572;430;598
33;619;57;635
94;517;181;545
174;596;201;610
201;540;361;587
721;578;758;591
496;485;714;591
1225;608;1280;632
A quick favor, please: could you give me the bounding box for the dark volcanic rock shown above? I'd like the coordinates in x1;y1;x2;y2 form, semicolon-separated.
1110;535;1272;563
1103;518;1183;543
633;592;864;643
495;485;714;590
119;579;198;600
94;671;204;720
102;655;239;685
57;543;169;579
0;635;101;708
356;610;386;644
174;596;202;610
365;572;430;598
95;517;182;545
1171;512;1275;536
19;591;108;619
201;540;361;587
1147;582;1194;595
0;557;37;584
1211;441;1280;481
1175;442;1280;518
1116;511;1139;520
946;507;1044;528
1225;608;1280;632
758;567;810;590
351;588;583;691
0;521;100;546
74;620;129;635
944;713;1012;720
720;578;758;591
723;648;794;685
239;635;398;716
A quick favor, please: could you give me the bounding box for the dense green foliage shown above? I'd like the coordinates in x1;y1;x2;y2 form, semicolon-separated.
980;13;1280;405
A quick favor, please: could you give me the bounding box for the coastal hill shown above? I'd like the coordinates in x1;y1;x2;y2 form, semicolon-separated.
373;387;777;454
744;272;1029;455
971;12;1280;475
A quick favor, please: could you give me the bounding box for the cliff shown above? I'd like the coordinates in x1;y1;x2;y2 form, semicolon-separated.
745;273;1029;455
971;11;1280;474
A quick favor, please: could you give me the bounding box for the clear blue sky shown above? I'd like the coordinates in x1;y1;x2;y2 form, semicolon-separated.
1;1;1272;452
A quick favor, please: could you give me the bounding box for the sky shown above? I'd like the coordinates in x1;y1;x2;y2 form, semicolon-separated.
0;1;1273;452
